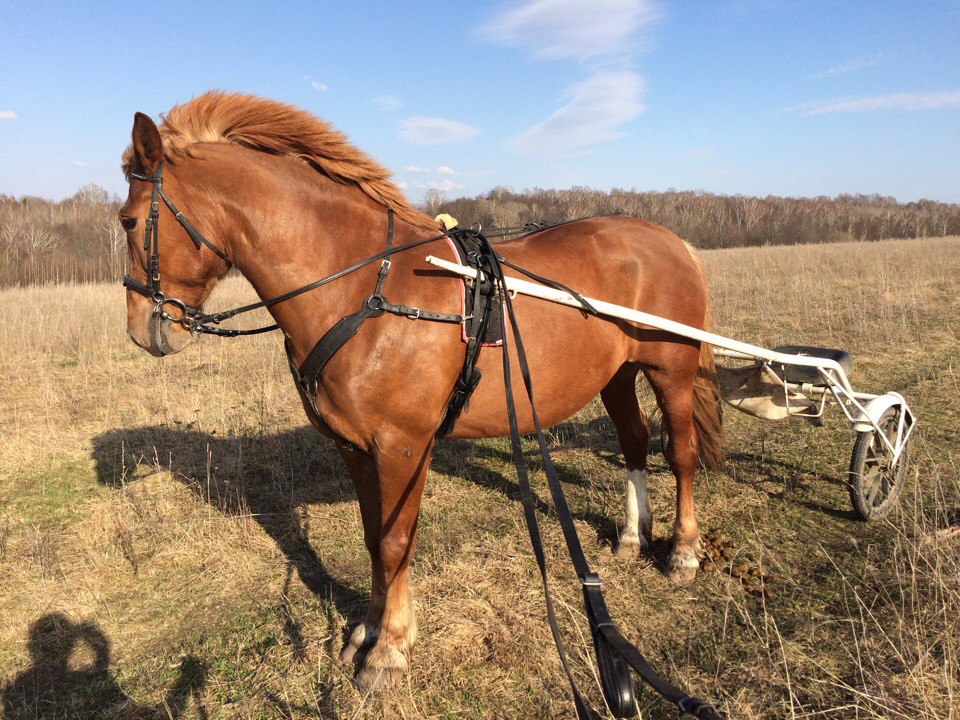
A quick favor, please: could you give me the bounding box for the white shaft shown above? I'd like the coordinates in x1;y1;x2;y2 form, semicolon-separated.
424;254;853;391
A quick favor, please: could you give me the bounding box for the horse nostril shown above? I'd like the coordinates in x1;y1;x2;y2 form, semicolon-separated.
120;216;137;231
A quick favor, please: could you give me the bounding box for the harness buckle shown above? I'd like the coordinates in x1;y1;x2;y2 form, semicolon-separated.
579;573;603;587
405;307;421;320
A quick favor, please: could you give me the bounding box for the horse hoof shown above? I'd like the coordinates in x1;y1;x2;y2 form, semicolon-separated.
665;553;699;586
339;622;376;665
356;664;405;692
615;537;641;560
355;643;408;692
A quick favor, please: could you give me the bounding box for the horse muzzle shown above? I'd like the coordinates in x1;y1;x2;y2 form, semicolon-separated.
127;306;194;357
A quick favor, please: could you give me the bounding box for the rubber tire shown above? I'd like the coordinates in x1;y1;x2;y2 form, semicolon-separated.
848;407;909;521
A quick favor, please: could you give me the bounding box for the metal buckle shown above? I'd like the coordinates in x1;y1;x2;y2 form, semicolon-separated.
580;573;603;587
406;307;421;320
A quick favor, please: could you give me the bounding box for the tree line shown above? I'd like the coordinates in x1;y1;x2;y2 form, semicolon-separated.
2;184;958;286
430;186;960;249
0;185;124;286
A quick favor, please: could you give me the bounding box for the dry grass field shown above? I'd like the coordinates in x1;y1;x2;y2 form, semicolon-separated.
0;236;958;719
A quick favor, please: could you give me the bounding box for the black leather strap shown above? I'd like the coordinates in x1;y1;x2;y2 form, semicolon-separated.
158;187;231;262
476;230;725;720
376;298;461;323
298;300;385;388
293;212;463;412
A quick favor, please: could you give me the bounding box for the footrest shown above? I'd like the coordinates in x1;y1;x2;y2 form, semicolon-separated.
771;345;851;386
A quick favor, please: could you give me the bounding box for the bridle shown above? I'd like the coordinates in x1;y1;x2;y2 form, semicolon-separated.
122;161;251;337
121;162;447;338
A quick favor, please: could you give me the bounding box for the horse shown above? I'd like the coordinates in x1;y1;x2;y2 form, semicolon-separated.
119;91;723;691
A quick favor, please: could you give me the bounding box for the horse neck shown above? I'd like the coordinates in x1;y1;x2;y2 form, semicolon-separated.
197;147;406;355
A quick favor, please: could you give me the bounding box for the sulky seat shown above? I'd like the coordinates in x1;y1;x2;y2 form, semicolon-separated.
770;345;852;386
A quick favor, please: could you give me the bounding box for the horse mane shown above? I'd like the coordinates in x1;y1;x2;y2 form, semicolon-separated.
122;91;435;229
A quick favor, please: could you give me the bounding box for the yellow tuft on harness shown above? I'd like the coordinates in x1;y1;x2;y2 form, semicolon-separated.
434;213;458;231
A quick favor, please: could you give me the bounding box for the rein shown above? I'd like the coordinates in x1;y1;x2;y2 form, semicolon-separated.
121;169;724;718
472;232;724;720
123;163;451;338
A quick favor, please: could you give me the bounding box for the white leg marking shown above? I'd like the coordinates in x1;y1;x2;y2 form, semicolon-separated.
619;470;651;553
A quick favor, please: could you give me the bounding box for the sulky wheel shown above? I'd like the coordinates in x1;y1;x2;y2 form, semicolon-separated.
848;406;910;520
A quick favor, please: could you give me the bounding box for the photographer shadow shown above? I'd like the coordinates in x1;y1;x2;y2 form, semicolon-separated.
2;612;205;720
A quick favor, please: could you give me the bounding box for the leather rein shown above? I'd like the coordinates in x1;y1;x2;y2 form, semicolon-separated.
122;162;452;339
120;165;724;720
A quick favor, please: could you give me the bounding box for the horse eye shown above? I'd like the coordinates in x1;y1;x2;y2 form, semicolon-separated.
120;216;137;231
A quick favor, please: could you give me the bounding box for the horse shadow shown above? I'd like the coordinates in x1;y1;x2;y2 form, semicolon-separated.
1;612;206;720
91;424;368;622
90;415;642;618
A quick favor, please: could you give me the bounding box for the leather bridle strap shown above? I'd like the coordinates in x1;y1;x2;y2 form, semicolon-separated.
122;162;246;332
121;166;453;338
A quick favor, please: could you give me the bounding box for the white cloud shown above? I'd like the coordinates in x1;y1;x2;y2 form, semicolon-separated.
415;179;465;191
72;160;90;167
396;181;409;190
507;71;645;156
404;165;431;173
789;90;960;115
0;110;16;120
398;117;480;146
436;165;457;175
304;75;328;91
808;54;882;80
480;0;660;61
373;95;403;110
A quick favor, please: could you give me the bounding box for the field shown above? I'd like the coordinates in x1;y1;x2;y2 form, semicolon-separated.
0;236;958;719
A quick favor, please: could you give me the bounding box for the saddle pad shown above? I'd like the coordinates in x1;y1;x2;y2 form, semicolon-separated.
442;234;506;347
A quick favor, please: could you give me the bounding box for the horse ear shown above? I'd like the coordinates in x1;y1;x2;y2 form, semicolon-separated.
131;112;163;173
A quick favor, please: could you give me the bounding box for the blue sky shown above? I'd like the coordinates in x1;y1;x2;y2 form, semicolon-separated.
2;0;959;203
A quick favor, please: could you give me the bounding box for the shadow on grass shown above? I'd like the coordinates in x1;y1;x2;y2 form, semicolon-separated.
90;416;639;611
91;413;856;628
2;612;206;720
91;425;368;624
724;450;855;520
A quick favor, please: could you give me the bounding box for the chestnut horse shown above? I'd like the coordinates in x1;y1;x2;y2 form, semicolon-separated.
120;92;722;690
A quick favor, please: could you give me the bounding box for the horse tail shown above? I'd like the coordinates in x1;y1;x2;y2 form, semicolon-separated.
683;242;724;471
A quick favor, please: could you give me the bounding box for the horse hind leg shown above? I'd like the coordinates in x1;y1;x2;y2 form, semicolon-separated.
644;351;704;586
600;364;653;561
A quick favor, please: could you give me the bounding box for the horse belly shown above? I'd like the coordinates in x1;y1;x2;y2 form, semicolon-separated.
447;296;629;438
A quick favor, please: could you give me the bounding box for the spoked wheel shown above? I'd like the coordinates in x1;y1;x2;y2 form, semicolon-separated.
848;406;910;520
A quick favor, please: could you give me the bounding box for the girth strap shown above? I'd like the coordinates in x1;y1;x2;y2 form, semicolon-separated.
435;228;500;437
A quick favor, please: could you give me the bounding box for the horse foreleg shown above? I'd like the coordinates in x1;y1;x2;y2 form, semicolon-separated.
338;437;431;690
337;445;386;666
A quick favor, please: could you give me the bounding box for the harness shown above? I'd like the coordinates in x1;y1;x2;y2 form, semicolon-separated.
121;165;724;720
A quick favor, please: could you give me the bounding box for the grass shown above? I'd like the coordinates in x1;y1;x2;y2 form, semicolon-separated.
0;236;958;719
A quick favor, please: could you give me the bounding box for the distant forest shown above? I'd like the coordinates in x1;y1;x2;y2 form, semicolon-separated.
430;186;960;249
2;184;959;286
